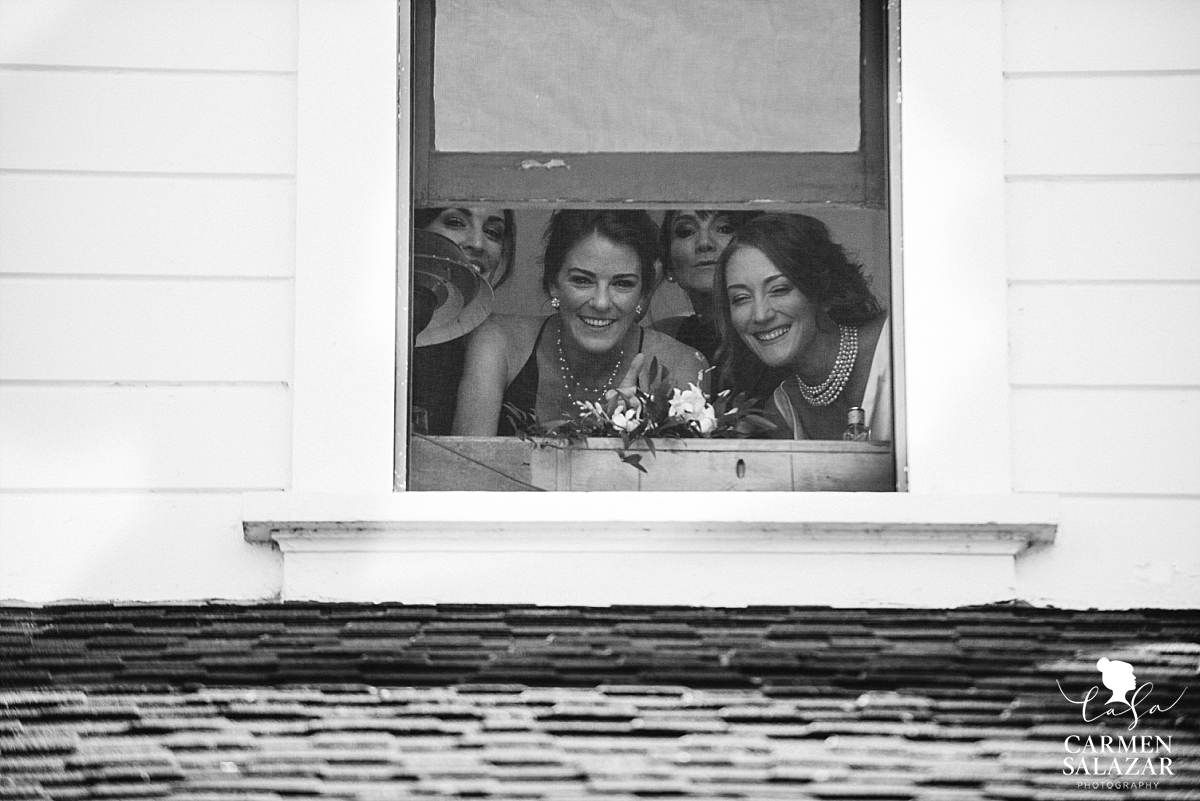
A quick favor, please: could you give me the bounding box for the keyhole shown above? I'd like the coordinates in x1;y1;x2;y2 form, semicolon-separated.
736;459;746;479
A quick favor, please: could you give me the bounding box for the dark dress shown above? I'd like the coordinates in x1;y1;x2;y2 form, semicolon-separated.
497;319;647;436
411;337;467;435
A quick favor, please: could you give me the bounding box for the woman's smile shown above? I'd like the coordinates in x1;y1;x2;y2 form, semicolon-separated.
553;233;644;355
580;317;616;328
753;325;791;343
725;246;821;368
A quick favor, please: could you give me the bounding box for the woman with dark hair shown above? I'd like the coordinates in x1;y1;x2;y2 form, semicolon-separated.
653;209;761;363
454;209;708;436
413;206;517;288
411;206;516;434
714;213;891;441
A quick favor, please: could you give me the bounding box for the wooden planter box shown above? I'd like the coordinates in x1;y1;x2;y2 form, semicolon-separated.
410;436;895;492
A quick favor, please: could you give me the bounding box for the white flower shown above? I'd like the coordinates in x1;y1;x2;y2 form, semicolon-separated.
669;383;718;434
668;383;709;417
610;400;643;433
691;405;717;434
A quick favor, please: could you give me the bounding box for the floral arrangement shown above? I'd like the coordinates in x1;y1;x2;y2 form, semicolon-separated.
505;358;776;472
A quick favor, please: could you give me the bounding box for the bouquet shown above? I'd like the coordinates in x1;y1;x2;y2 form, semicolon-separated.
505;358;776;472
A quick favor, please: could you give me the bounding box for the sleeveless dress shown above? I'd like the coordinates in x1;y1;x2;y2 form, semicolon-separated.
498;319;646;435
772;320;892;442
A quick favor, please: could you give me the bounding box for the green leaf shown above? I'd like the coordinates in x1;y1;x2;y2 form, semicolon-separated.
619;451;647;473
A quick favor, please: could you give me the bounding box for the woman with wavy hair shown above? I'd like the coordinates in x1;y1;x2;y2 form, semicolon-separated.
714;213;891;441
410;206;516;434
454;209;707;436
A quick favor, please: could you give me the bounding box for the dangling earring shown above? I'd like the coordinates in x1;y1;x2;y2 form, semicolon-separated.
635;303;643;316
550;297;561;309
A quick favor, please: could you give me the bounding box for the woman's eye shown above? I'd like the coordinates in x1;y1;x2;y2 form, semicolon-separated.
483;226;504;242
568;275;592;286
614;279;640;291
730;293;750;306
770;284;794;297
715;223;736;236
440;215;466;229
673;225;697;239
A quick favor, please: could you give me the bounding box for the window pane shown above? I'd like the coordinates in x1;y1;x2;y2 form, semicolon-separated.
434;0;861;153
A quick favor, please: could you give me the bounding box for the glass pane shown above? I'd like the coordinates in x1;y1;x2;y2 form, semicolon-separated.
434;0;860;153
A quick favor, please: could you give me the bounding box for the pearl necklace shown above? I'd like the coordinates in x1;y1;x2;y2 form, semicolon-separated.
556;328;626;410
795;325;857;406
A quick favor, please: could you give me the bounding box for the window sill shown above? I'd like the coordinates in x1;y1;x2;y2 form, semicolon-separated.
243;492;1057;606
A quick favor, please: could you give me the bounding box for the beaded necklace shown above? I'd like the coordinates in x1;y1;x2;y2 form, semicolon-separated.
556;327;626;410
794;324;857;406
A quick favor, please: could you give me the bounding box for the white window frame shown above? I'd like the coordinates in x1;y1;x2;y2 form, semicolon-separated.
290;0;1010;497
258;0;1041;606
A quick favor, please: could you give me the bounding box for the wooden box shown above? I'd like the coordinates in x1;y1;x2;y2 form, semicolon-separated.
409;436;895;492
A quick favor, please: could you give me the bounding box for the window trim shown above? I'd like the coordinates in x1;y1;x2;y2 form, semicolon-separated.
403;0;905;491
291;0;1013;498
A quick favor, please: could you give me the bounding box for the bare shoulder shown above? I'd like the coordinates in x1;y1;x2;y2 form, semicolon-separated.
641;328;710;386
469;314;546;353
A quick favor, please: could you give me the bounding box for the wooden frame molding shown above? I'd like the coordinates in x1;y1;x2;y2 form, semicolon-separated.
243;492;1057;606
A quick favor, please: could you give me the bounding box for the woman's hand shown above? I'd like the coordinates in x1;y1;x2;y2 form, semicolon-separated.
603;352;645;407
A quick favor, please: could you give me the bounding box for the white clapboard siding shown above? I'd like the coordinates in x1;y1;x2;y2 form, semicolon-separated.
0;492;281;601
0;385;290;489
0;0;297;71
0;278;293;381
0;173;294;277
1011;387;1200;494
1009;284;1200;386
1004;0;1200;73
1007;179;1200;282
1017;496;1200;608
0;71;296;174
1005;74;1200;175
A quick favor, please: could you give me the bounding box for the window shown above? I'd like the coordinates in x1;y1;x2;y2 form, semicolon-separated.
401;0;901;492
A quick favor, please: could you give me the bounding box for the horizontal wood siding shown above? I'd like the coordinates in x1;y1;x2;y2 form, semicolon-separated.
1009;284;1200;386
1007;179;1200;282
0;493;281;601
0;277;293;381
0;385;291;489
0;0;297;494
0;0;297;71
1005;0;1200;517
1005;74;1200;176
0;71;296;174
1004;0;1200;72
0;173;295;277
1018;496;1200;608
1010;388;1200;494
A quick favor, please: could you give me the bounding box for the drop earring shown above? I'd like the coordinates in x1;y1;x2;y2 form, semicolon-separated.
551;297;561;309
635;304;643;316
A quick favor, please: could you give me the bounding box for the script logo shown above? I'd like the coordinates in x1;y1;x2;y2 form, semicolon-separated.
1057;657;1186;731
1057;657;1187;788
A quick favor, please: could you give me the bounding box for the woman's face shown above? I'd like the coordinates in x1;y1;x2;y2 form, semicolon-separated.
552;233;644;356
422;206;507;283
725;246;820;369
669;211;738;295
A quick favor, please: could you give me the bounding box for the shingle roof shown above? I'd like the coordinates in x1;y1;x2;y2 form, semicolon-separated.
1;604;1197;799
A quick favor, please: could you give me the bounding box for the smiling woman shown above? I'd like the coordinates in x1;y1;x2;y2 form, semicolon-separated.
452;209;708;437
404;0;898;492
716;213;890;442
